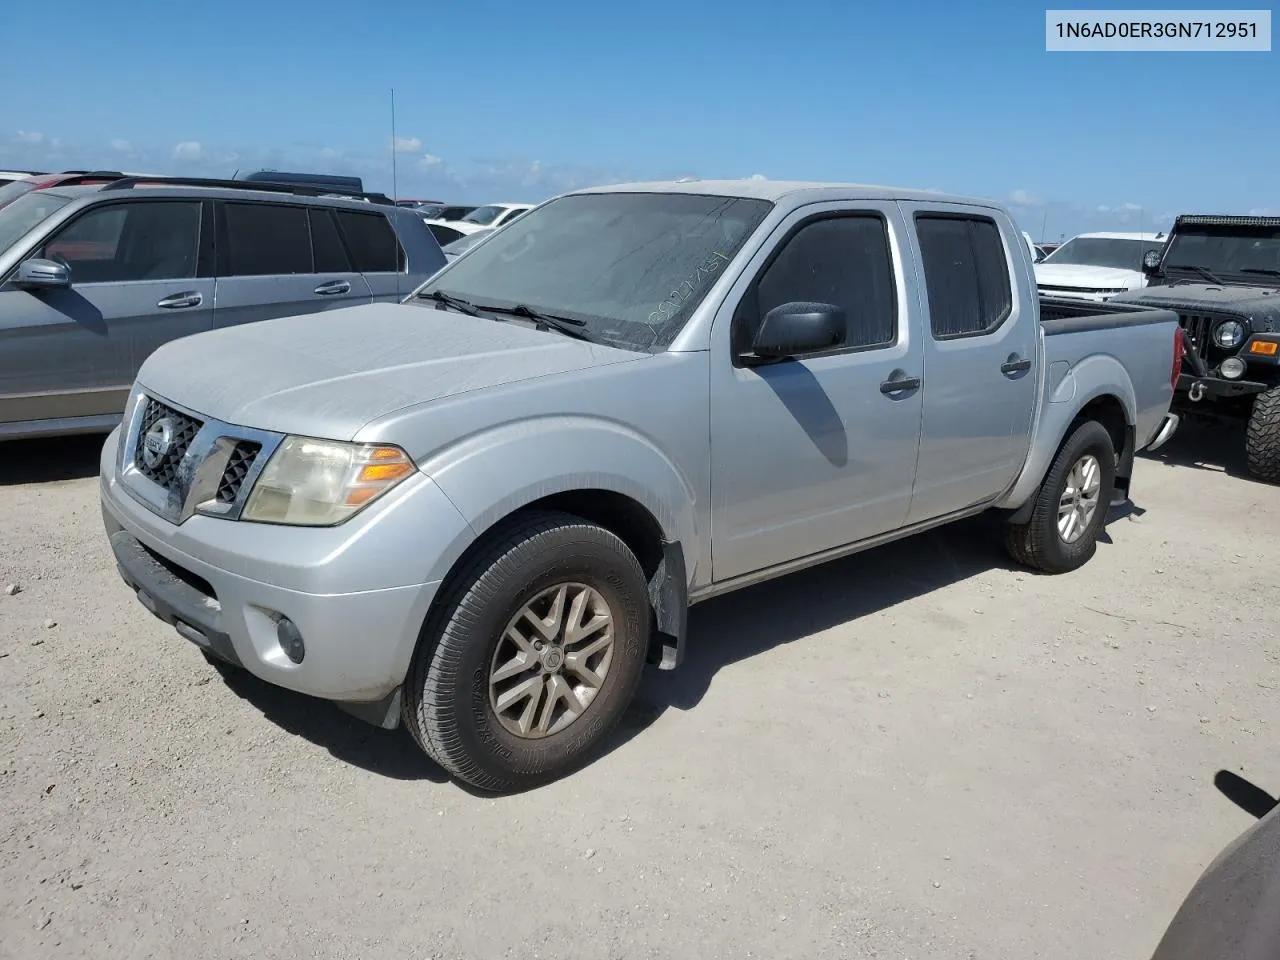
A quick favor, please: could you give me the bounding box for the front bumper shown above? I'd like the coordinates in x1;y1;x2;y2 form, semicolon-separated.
99;427;471;721
1176;372;1269;400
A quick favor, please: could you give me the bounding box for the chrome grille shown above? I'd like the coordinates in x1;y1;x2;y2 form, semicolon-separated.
133;398;202;490
215;442;261;504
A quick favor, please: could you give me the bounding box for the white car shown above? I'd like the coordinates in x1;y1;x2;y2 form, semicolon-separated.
430;202;532;236
1035;231;1166;302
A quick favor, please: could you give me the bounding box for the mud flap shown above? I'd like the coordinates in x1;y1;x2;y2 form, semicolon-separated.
647;540;688;670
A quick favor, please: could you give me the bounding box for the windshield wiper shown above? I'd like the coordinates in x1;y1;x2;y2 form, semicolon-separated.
476;303;592;341
1239;267;1280;279
422;289;481;316
1167;264;1227;285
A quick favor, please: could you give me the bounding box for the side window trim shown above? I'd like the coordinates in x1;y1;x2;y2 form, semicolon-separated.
913;210;1014;342
729;209;900;368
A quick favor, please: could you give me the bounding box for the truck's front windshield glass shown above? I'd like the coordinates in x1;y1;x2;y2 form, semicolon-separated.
1162;224;1280;280
0;191;71;255
415;191;773;351
1042;236;1163;270
460;205;506;226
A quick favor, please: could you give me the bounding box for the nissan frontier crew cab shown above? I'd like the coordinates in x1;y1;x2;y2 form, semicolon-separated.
99;179;1183;792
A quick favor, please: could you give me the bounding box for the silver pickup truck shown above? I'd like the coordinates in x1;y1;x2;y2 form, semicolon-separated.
98;179;1182;791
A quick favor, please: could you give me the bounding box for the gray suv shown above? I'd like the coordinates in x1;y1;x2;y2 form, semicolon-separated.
0;176;446;440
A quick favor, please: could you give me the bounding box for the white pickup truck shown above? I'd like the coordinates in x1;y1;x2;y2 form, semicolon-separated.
100;179;1183;791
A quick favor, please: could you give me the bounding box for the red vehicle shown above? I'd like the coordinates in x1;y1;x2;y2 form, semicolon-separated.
0;170;128;211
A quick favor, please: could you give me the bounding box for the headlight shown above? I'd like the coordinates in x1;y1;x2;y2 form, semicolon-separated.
1214;320;1246;349
241;437;416;526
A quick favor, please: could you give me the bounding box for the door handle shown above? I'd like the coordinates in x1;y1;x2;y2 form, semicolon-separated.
156;291;203;309
880;371;921;396
314;280;351;296
1000;354;1033;376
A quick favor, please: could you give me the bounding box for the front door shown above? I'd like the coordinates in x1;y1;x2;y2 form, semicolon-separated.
896;204;1039;524
0;197;212;427
709;203;925;583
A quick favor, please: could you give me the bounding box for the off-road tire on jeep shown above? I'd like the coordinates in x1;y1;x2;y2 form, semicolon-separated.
1245;386;1280;484
402;510;651;793
1005;419;1117;574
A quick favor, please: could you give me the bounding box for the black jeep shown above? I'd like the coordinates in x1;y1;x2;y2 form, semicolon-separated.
1111;214;1280;482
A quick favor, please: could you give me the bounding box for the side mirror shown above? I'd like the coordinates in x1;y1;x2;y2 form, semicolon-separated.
1142;249;1163;276
749;301;845;361
14;258;71;290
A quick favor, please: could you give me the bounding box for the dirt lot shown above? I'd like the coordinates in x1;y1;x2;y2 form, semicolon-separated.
2;423;1277;960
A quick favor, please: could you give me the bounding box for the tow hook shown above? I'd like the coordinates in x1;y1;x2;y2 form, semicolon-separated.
1188;380;1206;402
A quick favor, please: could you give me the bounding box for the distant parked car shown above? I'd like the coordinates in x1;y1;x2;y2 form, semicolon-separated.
422;204;478;223
424;222;468;247
439;227;493;259
444;202;533;235
0;176;446;440
1035;231;1166;302
0;171;132;211
0;169;45;189
395;199;443;208
238;170;365;194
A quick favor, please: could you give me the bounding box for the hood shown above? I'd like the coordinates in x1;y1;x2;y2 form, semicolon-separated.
1034;263;1146;291
135;301;643;440
1111;282;1280;332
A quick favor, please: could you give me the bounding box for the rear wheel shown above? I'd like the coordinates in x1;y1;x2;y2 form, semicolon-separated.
1245;386;1280;484
1006;419;1116;574
402;511;651;793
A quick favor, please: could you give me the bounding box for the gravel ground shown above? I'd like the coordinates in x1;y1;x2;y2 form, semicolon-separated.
2;423;1277;960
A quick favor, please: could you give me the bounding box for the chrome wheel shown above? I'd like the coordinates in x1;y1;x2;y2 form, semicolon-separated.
1057;453;1102;544
488;583;615;739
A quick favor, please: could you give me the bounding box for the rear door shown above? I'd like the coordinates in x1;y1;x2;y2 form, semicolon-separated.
334;208;412;301
898;204;1038;523
0;197;212;426
212;201;373;330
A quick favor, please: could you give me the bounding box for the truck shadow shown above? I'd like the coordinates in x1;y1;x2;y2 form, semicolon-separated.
0;434;106;485
199;506;1138;791
207;658;449;782
615;511;1024;738
1138;419;1251;481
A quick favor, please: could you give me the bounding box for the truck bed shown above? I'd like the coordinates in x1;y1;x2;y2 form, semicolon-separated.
1039;295;1176;336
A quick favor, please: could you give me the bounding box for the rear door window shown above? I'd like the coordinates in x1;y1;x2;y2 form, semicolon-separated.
309;208;352;273
914;214;1012;339
335;210;404;273
221;202;313;276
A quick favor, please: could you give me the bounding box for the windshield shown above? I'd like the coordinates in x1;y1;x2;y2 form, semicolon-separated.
0;191;72;255
1042;236;1162;270
1161;224;1280;280
460;205;508;226
417;191;773;351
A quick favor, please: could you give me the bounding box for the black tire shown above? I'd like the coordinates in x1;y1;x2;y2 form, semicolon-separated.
402;510;651;793
1005;419;1116;574
1245;386;1280;484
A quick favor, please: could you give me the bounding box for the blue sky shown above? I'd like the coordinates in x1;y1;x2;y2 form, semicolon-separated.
2;0;1275;239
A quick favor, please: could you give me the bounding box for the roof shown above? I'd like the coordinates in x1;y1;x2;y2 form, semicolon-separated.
1068;231;1167;241
569;177;999;208
39;181;394;210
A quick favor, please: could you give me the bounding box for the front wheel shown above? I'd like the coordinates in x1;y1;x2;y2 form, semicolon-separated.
1005;419;1116;574
402;511;651;793
1245;386;1280;484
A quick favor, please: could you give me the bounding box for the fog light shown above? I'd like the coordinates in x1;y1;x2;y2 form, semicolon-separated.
1220;357;1247;380
276;616;306;663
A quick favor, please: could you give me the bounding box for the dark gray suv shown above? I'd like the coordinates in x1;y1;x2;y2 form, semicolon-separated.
0;176;446;440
